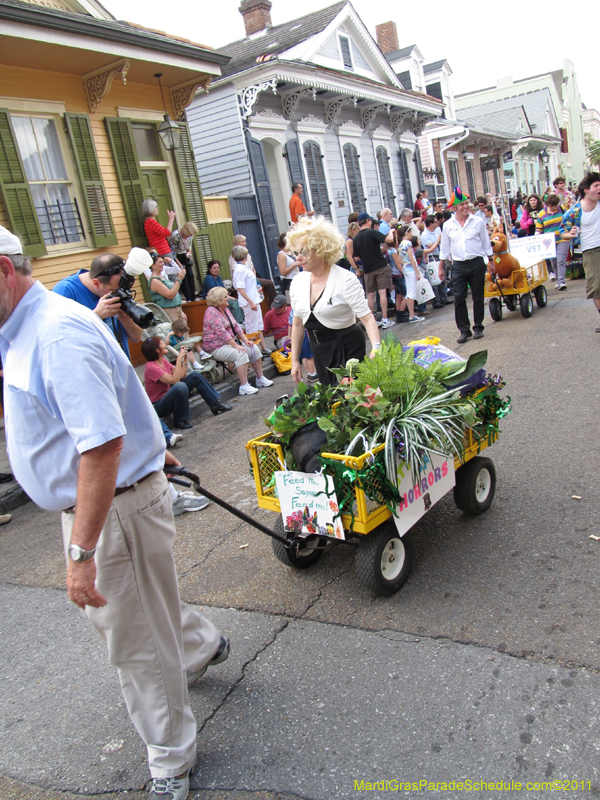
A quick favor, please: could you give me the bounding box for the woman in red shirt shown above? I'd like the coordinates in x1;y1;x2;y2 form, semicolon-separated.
142;198;176;256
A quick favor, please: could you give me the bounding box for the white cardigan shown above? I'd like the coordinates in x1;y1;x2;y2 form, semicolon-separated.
290;265;370;329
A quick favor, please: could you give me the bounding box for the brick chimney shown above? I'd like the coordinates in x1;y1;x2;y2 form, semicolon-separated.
239;0;272;36
375;21;399;54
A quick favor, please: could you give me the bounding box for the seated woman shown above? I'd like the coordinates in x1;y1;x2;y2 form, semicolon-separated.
287;216;380;386
201;259;225;297
142;336;231;427
148;252;186;324
142;198;176;257
203;287;273;396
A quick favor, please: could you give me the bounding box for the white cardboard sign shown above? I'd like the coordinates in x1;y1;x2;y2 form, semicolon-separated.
508;234;556;269
393;452;455;537
275;471;345;539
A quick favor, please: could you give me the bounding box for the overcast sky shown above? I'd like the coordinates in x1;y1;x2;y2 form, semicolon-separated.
102;0;600;119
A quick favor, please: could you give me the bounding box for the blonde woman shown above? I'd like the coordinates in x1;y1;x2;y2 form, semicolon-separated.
170;221;198;301
287;216;380;385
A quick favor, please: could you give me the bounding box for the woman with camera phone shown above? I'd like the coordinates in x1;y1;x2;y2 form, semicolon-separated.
148;253;186;324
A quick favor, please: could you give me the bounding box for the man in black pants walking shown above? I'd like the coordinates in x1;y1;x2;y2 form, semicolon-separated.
438;187;493;343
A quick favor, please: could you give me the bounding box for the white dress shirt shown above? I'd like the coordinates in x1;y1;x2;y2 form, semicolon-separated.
439;213;492;262
290;265;370;329
0;282;164;511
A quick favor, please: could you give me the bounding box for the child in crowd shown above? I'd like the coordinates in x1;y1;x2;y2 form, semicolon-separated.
169;222;198;301
398;225;424;323
164;317;205;371
382;242;408;324
288;308;317;383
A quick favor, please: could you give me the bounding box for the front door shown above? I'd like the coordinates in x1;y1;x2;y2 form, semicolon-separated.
142;169;175;228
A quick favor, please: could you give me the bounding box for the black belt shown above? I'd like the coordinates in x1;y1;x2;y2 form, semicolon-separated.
114;471;156;497
308;323;360;346
453;256;486;265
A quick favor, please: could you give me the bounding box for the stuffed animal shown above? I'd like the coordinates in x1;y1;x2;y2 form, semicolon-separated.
489;228;521;279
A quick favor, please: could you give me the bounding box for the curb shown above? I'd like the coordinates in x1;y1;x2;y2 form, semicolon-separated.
0;483;30;514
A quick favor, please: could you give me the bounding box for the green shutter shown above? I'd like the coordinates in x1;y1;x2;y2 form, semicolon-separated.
104;117;146;247
173;122;212;278
65;113;117;248
0;108;47;257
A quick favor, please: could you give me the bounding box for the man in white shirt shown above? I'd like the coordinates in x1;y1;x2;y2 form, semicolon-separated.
439;188;493;343
0;227;228;800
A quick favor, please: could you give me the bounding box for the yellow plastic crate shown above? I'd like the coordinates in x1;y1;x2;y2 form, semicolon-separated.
246;422;498;535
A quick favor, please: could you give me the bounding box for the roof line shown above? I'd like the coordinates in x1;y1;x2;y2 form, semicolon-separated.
0;0;230;64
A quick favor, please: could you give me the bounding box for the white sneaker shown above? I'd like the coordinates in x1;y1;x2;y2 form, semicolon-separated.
549;272;556;281
408;315;425;322
239;383;259;395
558;283;567;291
380;318;395;328
172;492;210;516
149;773;190;800
256;376;273;388
554;282;562;290
168;433;183;448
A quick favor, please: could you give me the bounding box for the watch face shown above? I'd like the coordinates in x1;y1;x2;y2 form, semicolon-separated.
69;545;82;561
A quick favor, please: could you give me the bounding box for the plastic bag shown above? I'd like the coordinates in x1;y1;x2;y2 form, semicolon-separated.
415;272;435;303
425;257;442;286
271;347;292;374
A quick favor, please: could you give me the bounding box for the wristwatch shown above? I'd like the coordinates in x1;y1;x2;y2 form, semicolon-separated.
68;543;96;562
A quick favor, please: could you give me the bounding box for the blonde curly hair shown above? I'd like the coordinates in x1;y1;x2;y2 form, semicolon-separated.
286;215;344;267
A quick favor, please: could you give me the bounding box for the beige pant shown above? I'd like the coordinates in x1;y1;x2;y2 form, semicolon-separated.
61;471;220;778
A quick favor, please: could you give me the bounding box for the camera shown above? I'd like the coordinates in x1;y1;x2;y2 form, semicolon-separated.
109;248;155;328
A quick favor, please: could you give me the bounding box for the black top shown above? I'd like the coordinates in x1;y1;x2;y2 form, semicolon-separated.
352;229;387;273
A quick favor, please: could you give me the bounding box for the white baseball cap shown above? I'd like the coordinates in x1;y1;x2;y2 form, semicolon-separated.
0;226;23;256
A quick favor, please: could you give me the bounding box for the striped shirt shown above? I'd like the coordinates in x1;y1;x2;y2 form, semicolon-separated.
535;208;563;241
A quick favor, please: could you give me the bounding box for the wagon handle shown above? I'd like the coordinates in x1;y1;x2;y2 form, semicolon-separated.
164;466;289;544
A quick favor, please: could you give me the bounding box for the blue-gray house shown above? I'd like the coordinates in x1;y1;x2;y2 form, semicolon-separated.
186;0;442;278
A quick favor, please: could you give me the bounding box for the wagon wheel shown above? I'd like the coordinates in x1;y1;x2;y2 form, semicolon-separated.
534;285;547;308
454;456;496;515
489;297;502;321
505;295;517;311
355;521;413;596
271;517;323;569
520;293;533;318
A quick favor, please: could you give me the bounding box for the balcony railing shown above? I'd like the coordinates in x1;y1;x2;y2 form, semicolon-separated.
36;198;84;245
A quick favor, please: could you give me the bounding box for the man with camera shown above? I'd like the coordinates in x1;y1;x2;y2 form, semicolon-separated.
0;226;229;800
52;253;144;359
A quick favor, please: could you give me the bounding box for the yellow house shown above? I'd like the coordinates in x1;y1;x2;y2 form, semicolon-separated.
0;0;232;289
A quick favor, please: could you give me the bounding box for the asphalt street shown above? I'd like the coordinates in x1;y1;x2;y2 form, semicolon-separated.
1;277;599;800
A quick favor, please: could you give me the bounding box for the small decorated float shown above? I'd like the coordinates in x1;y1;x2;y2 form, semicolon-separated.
246;336;511;596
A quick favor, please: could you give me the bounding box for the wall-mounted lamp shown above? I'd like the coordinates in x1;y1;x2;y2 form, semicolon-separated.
154;72;181;151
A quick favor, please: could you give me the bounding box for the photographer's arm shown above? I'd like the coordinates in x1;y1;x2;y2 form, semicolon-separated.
117;311;142;343
67;436;123;609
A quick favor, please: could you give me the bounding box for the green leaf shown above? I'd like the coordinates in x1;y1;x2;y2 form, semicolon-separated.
443;350;488;387
297;381;307;394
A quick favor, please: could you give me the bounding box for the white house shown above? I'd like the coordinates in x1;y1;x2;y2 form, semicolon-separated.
186;0;442;278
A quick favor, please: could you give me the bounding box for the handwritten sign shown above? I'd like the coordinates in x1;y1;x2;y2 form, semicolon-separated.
393;452;455;537
275;471;345;540
508;234;556;269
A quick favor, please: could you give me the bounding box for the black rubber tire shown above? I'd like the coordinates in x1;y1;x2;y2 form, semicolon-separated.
505;295;517;311
453;456;496;515
489;297;502;321
535;285;547;308
271;517;324;569
355;521;413;596
520;292;533;318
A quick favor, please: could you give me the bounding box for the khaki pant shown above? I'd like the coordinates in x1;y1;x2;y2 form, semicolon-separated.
62;471;220;778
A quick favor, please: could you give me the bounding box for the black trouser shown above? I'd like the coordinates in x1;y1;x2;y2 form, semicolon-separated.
452;256;486;334
177;253;196;301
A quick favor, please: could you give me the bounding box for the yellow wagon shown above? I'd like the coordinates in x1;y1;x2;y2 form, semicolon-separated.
245;419;499;596
485;260;549;321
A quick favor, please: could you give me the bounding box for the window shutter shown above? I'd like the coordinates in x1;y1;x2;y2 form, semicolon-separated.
339;36;353;71
303;140;331;220
65;113;117;248
343;143;366;213
0;108;46;257
376;146;396;216
414;144;424;192
173;121;212;277
285;138;311;212
104;117;146;247
399;148;413;206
